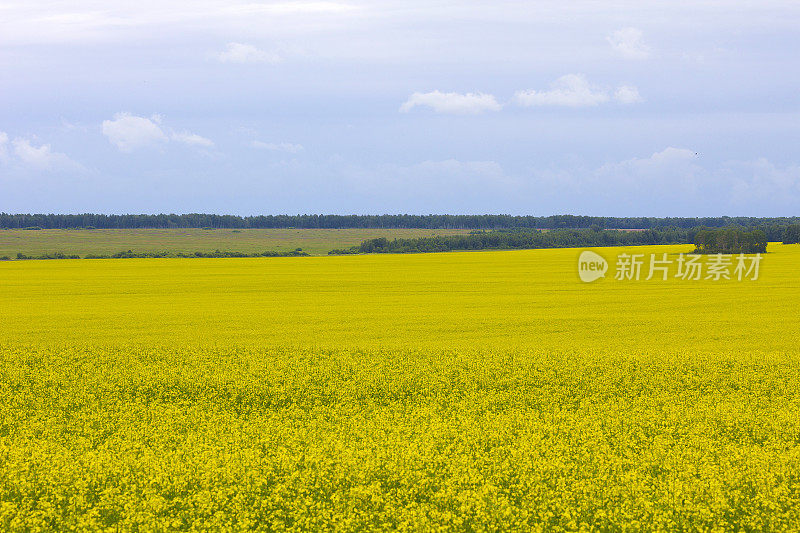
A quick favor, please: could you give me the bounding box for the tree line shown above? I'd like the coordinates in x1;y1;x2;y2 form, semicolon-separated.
329;228;704;255
330;225;799;255
693;229;768;254
784;224;800;244
3;249;308;261
2;213;800;231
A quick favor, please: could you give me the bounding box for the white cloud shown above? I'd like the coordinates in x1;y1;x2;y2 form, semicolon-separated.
172;131;214;147
102;113;168;152
331;148;798;216
644;146;697;164
617;146;698;170
399;91;501;114
600;147;698;179
727;158;800;203
0;2;357;46
514;74;609;107
607;27;650;59
217;42;280;64
12;138;82;171
517;146;708;214
0;131;8;161
251;141;304;153
592;147;701;195
614;85;643;104
570;148;800;212
102;113;213;152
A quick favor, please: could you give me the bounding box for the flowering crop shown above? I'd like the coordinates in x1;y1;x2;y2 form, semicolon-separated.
1;245;799;530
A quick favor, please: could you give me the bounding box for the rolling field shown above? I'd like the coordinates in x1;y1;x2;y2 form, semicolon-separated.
0;228;471;257
2;245;800;530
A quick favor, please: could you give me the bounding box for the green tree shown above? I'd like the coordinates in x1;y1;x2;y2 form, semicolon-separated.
783;224;800;244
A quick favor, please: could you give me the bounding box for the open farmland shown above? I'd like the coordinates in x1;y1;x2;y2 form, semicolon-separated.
2;245;800;530
0;228;472;258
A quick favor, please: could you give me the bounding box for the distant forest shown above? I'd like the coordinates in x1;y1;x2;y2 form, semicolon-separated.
328;228;688;255
2;213;799;231
329;227;775;255
693;228;768;254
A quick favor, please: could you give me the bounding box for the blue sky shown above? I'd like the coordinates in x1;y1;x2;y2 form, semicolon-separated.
1;1;799;216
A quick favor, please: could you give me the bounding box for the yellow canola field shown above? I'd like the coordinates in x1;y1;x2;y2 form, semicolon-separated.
1;245;800;530
2;244;798;352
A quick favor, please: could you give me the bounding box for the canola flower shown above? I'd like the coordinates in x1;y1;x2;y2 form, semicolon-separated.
1;245;799;530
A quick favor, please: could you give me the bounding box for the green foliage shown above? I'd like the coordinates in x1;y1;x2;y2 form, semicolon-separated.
783;224;800;244
2;212;800;231
84;249;309;259
694;228;768;254
0;228;471;258
331;228;701;254
15;252;80;260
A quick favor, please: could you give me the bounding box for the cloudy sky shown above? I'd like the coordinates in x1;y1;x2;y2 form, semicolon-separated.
1;1;799;216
